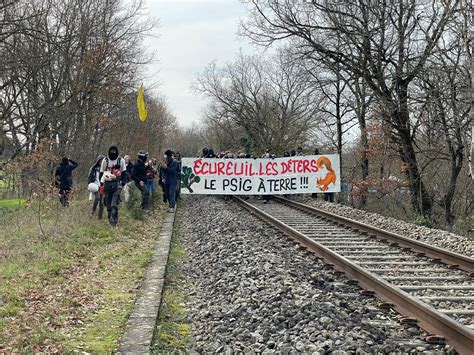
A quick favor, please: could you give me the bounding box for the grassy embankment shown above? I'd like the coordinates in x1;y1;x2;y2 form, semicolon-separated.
0;189;166;352
152;203;191;352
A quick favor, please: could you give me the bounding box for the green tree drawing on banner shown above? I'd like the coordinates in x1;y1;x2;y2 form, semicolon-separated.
181;166;201;193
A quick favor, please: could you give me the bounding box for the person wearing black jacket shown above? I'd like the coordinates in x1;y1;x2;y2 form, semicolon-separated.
162;150;179;212
123;155;133;182
174;151;182;200
55;157;78;207
131;150;150;209
158;163;167;203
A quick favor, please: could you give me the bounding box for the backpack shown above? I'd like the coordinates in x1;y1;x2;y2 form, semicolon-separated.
104;156;122;175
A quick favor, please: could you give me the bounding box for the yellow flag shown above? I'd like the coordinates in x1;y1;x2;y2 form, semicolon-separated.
137;84;148;122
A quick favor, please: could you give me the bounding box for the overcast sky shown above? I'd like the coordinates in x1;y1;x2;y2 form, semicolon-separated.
144;0;253;127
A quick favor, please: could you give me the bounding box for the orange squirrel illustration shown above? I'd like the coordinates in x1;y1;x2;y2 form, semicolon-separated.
316;156;336;191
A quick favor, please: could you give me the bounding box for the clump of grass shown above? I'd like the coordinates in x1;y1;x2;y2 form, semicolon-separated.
413;216;434;228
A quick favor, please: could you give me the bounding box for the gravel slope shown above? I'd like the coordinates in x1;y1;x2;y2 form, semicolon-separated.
303;199;473;258
179;196;454;353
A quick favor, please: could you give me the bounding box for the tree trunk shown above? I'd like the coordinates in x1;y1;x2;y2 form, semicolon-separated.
335;72;343;176
359;124;369;208
355;78;369;208
443;160;462;227
395;81;432;218
397;116;432;218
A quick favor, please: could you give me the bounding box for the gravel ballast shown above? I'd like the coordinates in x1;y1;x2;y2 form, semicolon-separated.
304;199;473;258
177;196;454;353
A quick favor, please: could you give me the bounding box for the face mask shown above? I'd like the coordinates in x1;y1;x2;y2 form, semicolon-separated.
139;155;147;163
109;151;118;160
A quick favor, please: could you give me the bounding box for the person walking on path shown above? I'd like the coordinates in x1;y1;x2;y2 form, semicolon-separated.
131;150;150;210
162;149;179;212
55;157;78;207
88;154;105;218
100;145;126;227
174;151;182;200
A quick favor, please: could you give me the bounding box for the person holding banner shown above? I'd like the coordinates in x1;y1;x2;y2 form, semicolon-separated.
311;148;320;199
180;153;341;196
322;148;335;202
174;151;182;200
262;149;275;203
207;148;217;158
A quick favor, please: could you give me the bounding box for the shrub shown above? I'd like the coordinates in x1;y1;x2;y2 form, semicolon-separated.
413;216;433;228
125;183;145;220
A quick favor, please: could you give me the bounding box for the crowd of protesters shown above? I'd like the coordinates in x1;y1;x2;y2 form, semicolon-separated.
54;144;336;226
201;146;315;160
55;144;182;227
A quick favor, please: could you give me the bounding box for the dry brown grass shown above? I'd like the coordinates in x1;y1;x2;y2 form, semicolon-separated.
0;195;165;352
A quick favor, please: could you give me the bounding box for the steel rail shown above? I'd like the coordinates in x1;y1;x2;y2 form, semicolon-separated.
273;196;474;273
233;197;474;355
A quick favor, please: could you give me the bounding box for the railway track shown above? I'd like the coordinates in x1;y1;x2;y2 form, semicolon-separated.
234;196;474;355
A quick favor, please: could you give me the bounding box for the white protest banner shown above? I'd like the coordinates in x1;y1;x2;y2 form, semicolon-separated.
180;155;340;195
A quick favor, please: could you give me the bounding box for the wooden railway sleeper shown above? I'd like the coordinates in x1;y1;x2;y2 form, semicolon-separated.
399;316;418;325
424;334;446;345
378;302;395;309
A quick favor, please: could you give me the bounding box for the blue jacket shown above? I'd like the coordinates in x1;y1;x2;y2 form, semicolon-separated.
163;159;179;185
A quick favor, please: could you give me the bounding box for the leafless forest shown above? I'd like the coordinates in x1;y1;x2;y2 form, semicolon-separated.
1;0;473;233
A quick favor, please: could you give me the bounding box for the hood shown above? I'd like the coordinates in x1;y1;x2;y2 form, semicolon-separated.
108;145;119;160
108;145;118;154
95;154;105;167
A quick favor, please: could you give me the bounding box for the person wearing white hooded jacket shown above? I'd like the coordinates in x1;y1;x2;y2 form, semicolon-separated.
99;144;126;226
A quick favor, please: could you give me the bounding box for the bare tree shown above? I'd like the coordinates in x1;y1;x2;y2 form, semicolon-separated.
415;11;471;226
1;0;159;194
241;0;462;218
194;50;321;154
